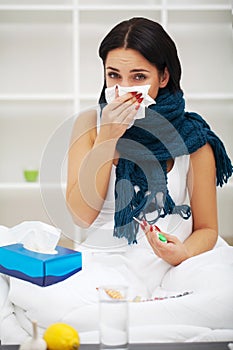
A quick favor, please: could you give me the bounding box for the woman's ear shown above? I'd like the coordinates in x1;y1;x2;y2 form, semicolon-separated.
159;67;170;88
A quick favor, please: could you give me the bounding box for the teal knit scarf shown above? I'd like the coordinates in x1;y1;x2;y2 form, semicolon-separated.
111;88;233;244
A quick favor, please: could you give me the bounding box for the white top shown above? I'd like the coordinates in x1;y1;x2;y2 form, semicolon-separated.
75;111;192;251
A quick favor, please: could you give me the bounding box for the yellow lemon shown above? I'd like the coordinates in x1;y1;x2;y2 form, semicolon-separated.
43;323;80;350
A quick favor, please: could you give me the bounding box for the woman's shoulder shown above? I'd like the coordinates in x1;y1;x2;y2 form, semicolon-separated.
188;143;216;182
73;107;98;130
71;107;98;141
190;143;215;165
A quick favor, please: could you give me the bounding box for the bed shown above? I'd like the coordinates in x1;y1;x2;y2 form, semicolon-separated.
0;222;233;345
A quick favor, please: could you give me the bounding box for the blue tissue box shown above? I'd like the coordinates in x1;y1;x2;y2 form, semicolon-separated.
0;243;82;287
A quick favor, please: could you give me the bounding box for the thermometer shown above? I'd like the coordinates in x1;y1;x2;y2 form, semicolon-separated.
133;217;167;243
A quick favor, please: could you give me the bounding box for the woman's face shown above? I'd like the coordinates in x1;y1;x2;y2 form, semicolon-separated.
105;48;169;99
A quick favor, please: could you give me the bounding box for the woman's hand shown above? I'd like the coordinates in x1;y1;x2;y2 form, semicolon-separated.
142;221;190;266
99;87;143;141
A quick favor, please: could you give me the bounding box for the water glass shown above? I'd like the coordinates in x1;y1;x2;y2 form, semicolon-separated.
99;285;128;350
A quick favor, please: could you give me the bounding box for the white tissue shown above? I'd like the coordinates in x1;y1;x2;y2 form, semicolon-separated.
3;221;61;254
105;84;155;127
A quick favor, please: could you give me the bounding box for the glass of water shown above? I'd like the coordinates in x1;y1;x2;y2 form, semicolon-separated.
98;285;128;350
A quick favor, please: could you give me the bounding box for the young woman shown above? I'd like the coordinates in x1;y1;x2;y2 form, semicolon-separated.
3;19;232;344
66;17;232;268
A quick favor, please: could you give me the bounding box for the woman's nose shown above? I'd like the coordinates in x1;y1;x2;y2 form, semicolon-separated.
121;78;132;87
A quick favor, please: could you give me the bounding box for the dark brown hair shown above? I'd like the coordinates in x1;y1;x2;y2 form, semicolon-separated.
98;17;182;103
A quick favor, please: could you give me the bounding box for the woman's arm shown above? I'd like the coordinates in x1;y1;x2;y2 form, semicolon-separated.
66;92;140;227
145;143;218;266
184;142;218;256
66;108;116;227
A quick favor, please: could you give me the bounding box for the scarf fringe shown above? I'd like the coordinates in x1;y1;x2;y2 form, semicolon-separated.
163;193;191;219
113;222;138;245
208;134;233;187
114;192;191;245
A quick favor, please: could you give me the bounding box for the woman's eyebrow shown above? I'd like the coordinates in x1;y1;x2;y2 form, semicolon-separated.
106;66;119;71
106;67;150;73
130;69;150;73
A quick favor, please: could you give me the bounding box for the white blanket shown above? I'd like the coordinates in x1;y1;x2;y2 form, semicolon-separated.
1;224;233;345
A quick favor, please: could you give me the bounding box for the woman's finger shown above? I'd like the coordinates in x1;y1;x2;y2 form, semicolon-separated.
111;92;137;111
117;100;140;124
114;85;119;99
161;232;177;243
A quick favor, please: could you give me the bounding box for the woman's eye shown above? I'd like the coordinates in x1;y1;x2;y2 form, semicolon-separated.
107;72;120;79
134;73;147;81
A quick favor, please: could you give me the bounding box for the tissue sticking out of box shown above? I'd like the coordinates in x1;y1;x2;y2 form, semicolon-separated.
0;221;82;286
19;221;61;254
0;243;82;286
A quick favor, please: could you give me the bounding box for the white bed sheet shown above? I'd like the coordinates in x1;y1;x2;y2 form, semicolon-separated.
1;303;233;344
1;224;233;345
